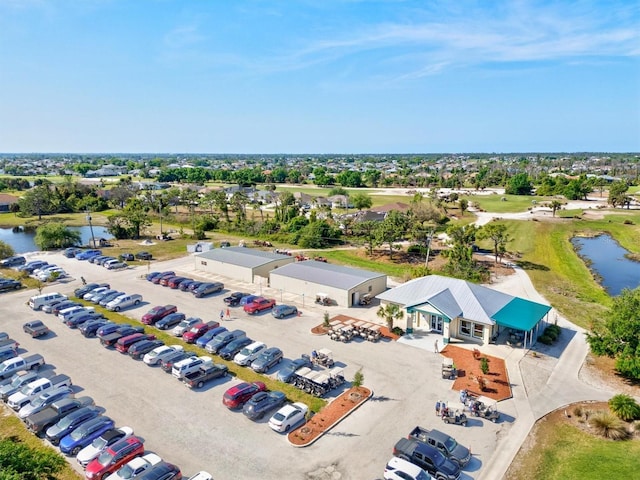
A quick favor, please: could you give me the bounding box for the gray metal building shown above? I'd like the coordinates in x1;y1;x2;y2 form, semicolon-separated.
194;247;295;283
269;260;387;307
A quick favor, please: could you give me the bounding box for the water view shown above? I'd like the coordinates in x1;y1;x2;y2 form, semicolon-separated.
572;234;640;296
0;226;113;254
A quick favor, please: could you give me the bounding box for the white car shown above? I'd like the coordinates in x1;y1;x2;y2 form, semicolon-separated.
83;287;110;301
76;426;134;467
143;345;184;365
384;457;434;480
268;402;308;433
104;452;162;480
187;472;213;480
38;269;68;282
32;265;58;276
233;341;266;366
171;317;201;337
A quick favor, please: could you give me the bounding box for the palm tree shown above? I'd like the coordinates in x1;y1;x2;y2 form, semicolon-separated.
550;200;563;217
377;303;404;330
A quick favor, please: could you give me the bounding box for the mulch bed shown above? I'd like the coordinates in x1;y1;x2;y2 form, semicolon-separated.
288;386;372;447
440;345;512;401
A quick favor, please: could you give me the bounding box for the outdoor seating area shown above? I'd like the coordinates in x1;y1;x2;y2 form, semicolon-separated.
327;316;385;343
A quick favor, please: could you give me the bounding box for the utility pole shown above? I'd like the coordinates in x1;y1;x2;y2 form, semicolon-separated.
86;211;96;248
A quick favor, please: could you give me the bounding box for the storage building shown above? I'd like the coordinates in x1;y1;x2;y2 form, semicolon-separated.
194;247;295;284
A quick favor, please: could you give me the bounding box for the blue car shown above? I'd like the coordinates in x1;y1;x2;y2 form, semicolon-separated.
59;415;114;456
76;249;102;261
195;326;227;349
239;295;258;306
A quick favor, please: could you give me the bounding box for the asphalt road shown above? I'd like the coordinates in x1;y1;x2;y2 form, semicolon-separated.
0;252;512;480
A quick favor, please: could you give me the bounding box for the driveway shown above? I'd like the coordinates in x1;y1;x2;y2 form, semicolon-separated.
0;251;508;480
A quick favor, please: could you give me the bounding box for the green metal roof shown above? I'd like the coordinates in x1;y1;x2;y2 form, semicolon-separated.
492;297;551;331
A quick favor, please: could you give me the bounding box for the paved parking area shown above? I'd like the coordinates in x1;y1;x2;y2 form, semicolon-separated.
0;252;516;480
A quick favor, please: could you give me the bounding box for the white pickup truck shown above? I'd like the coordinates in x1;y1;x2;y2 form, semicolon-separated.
0;354;45;380
172;356;212;380
7;374;72;411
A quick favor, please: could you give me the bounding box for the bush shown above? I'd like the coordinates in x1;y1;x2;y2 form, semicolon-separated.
609;394;640;421
623;219;634;225
391;326;405;336
547;324;561;336
544;328;558;341
538;335;553;345
573;405;583;417
480;357;490;375
352;369;364;388
407;244;427;254
589;411;629;440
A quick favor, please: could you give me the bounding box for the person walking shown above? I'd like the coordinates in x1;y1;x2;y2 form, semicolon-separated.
434;339;439;353
226;307;231;320
220;310;224;322
436;400;441;416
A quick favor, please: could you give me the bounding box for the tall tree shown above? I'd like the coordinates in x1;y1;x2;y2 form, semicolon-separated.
353;220;380;256
375;210;408;259
477;223;511;263
505;173;533;195
18;184;55;220
608;181;629;208
0;240;14;259
34;222;81;250
351;192;372;211
377;303;404;330
122;198;152;239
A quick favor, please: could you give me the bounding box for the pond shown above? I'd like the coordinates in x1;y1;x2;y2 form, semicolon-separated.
0;226;113;254
571;234;640;296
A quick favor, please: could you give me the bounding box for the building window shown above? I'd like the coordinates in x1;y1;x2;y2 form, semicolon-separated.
200;261;207;266
368;285;372;292
460;320;471;336
473;323;484;339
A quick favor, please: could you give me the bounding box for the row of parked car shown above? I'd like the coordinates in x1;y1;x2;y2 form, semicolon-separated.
2;257;70;282
18;296;216;479
64;248;129;270
145;270;225;298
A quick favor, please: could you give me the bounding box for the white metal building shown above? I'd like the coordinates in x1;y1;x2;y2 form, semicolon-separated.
194;247;295;283
269;260;387;307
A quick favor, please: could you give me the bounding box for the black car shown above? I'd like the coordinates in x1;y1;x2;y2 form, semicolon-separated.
63;248;82;258
160;351;196;373
224;292;248;306
0;279;22;292
178;279;197;291
155;313;186;330
242;391;287;420
119;253;135;262
128;339;164;360
80;319;111;338
0;255;26;267
219;337;253;360
277;354;313;383
193;282;224;298
392;438;461;480
65;312;104;329
137;462;181;480
136;251;153;261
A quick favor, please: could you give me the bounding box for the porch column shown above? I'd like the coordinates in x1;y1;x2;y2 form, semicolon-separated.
406;310;414;334
443;320;451;344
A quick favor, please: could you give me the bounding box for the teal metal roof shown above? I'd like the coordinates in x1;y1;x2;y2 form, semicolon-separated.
492;297;551;331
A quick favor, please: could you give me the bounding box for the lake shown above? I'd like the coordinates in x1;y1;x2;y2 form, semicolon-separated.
0;226;113;254
571;234;640;296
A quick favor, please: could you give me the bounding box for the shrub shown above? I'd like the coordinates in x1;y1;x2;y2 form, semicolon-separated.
323;312;330;327
538;335;553;345
480;357;490;375
623;219;634;225
391;326;405;336
352;369;364;388
589;411;629;440
544;329;558;341
573;405;584;418
609;394;640;421
547;324;561;336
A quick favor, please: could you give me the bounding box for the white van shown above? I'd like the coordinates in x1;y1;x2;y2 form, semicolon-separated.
28;292;67;311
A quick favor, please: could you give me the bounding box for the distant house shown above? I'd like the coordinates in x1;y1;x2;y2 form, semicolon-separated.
0;194;19;212
377;275;551;348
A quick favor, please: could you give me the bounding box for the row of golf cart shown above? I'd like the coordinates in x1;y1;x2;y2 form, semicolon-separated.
289;349;346;397
327;320;382;343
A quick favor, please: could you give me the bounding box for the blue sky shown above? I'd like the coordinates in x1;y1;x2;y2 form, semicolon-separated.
0;0;638;153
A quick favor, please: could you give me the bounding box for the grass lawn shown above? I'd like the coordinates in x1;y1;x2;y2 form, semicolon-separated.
463;194;553;213
506;410;640;480
0;410;81;480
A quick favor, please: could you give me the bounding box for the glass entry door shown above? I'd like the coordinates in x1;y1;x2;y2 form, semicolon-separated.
430;314;443;332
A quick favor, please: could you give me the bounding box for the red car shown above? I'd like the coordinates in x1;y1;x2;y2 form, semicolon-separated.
85;435;145;479
167;277;188;289
115;333;156;353
182;321;219;344
150;272;175;285
222;381;267;409
158;275;177;287
141;305;178;325
243;297;276;315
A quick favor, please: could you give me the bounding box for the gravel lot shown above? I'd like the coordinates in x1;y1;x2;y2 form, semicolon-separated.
0;252;514;479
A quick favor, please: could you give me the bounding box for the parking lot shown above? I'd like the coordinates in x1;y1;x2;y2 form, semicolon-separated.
0;251;515;479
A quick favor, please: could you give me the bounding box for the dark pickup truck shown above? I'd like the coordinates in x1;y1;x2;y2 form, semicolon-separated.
24;396;94;436
183;363;228;389
100;326;145;347
408;426;471;467
23;321;50;338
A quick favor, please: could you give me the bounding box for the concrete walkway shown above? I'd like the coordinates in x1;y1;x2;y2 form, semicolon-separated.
477;264;614;480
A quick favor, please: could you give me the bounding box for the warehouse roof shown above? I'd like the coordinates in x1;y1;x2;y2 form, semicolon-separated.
195;247;293;269
271;260;387;291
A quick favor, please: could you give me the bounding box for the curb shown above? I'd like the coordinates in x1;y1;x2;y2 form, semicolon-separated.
287;388;373;448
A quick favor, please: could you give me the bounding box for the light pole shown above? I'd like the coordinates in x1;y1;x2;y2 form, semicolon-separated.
86;211;96;248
